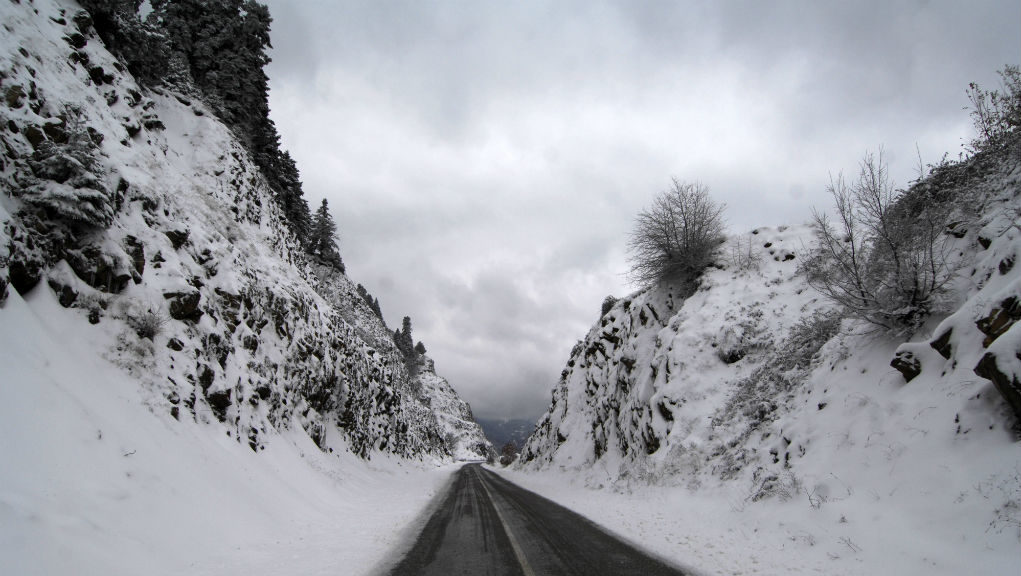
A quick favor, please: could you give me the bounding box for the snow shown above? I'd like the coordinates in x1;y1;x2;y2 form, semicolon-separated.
0;2;477;574
515;154;1021;574
0;285;456;576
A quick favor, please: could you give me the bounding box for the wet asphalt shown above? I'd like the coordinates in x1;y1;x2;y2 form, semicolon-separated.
388;463;689;576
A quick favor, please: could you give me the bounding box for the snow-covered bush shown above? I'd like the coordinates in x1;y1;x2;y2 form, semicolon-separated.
967;65;1020;154
128;305;168;340
802;149;956;332
627;179;725;288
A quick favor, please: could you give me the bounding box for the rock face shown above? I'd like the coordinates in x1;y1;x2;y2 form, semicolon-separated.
518;225;833;483
411;355;493;461
0;0;481;461
518;134;1021;490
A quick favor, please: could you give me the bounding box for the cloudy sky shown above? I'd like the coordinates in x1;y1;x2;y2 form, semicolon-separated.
260;0;1019;421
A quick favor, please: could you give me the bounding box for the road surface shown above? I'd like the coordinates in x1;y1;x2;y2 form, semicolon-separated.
388;464;688;576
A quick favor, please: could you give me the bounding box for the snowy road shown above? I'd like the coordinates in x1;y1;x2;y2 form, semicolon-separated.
388;464;688;576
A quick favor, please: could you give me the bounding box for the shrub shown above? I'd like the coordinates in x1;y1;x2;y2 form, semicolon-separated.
728;233;761;272
802;149;955;332
627;179;725;288
966;65;1021;154
129;305;168;340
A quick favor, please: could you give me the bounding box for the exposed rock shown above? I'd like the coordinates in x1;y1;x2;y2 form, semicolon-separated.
197;364;214;390
205;388;232;422
87;66;113;86
166;338;184;351
891;350;922;382
72;9;92;33
123;235;145;278
63;33;87;49
5;84;26;108
164;290;202;322
42;119;67;143
47;278;78;307
165;229;189;250
23;125;46;148
1000;255;1016;276
930;328;954;359
974;352;1021;420
8;257;43;295
976;296;1021;347
65;246;132;294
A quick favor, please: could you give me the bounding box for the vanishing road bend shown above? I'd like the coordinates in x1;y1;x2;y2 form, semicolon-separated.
389;464;689;576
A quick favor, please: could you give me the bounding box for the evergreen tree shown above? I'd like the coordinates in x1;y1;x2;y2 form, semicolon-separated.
394;316;415;358
309;198;342;269
151;1;312;242
79;0;170;85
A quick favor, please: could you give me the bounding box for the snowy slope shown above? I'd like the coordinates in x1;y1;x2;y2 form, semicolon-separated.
412;355;493;461
517;145;1021;574
0;1;483;573
0;285;456;576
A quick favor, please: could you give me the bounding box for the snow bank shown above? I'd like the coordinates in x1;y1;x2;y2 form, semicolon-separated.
0;285;456;576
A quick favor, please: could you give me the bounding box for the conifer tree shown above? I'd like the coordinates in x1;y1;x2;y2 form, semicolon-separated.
394;316;415;358
309;198;341;268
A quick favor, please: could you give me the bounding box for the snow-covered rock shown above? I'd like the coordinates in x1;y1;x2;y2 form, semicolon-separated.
517;138;1021;573
0;0;482;463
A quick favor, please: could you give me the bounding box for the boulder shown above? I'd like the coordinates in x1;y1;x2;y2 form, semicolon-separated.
976;296;1021;347
165;229;189;250
164;290;202;322
4;84;26;108
123;235;145;277
23;125;46;149
975;352;1021;420
205;388;232;422
47;278;78;308
930;328;953;359
891;350;922;382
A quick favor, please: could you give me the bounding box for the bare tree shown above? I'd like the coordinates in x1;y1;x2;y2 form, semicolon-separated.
802;149;956;332
627;179;725;288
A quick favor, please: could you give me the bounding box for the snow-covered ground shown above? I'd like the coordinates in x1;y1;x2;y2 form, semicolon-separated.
0;284;457;576
500;452;1020;576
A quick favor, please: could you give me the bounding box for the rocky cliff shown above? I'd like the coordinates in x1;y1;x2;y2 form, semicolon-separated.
0;0;489;462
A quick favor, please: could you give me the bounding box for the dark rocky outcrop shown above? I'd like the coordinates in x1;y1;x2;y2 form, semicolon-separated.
976;296;1021;347
974;351;1021;420
164;290;202;322
891;350;922;382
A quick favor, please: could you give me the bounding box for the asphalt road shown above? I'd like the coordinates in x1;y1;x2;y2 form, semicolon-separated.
388;464;689;576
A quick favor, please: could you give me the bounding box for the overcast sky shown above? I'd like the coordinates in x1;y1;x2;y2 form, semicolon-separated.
260;0;1019;421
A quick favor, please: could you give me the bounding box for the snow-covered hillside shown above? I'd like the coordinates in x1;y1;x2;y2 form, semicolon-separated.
0;1;488;572
517;141;1021;573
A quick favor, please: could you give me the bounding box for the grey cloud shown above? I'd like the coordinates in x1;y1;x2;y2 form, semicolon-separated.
262;0;1019;421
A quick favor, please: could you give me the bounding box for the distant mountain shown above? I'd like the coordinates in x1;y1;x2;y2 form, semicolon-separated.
477;418;536;451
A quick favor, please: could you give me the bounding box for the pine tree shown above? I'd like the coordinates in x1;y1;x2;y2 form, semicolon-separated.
394;316;415;358
309;198;341;268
